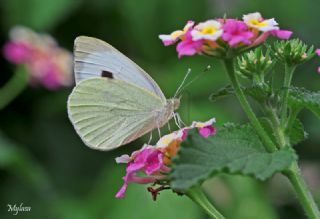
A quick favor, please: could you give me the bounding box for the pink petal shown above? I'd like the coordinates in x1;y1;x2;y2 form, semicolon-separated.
115;182;128;199
271;30;292;40
316;49;320;56
251;32;270;47
3;42;31;64
198;126;217;138
162;39;176;46
144;151;164;175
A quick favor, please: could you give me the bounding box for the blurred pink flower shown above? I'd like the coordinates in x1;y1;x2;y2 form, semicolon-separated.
3;42;32;64
222;19;254;47
316;49;320;56
3;26;73;90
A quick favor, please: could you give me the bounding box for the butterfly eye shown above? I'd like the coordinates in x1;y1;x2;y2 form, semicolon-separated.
101;70;114;79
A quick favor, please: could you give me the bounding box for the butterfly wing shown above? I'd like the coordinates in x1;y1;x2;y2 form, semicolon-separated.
74;36;166;102
68;77;168;151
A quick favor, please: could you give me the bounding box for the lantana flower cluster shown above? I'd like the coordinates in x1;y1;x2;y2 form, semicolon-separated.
115;118;216;199
159;12;292;58
3;26;73;90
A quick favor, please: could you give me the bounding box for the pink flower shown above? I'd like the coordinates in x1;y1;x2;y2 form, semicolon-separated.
3;42;32;64
271;29;292;40
115;147;169;199
221;19;254;47
176;30;203;58
316;49;320;56
159;21;194;46
191;118;217;138
3;26;72;90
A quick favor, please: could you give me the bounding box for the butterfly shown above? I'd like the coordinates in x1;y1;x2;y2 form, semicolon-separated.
67;36;180;151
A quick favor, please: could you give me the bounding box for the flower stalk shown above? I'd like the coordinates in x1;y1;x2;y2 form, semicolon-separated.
186;186;225;219
285;163;320;219
222;58;277;152
0;67;28;110
280;64;296;129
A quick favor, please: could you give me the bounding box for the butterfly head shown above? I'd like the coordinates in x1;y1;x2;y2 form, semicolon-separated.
169;98;180;111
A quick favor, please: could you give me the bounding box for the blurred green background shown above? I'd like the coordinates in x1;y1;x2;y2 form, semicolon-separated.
0;0;319;218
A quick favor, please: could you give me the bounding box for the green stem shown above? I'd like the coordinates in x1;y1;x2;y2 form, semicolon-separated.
186;186;225;219
261;103;285;148
0;67;28;110
280;64;296;128
285;163;320;219
222;59;277;152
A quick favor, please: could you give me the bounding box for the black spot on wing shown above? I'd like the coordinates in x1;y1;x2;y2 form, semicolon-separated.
101;70;114;79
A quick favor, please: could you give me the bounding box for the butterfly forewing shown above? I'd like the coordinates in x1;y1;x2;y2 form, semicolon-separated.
68;78;166;151
74;36;166;102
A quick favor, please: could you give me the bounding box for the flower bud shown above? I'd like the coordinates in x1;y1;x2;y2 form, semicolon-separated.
273;39;315;66
236;47;274;85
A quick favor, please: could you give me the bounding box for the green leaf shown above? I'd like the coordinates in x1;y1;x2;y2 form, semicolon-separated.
259;118;308;146
245;85;271;102
209;85;233;102
171;125;297;191
288;87;320;118
288;119;308;145
209;85;270;103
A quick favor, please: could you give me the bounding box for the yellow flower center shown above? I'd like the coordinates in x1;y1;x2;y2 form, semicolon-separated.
170;30;184;39
161;136;172;145
200;27;216;35
195;122;206;128
249;19;267;27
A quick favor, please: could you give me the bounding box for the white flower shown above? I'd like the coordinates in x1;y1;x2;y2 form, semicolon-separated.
191;20;223;41
243;12;279;32
159;21;194;45
156;130;184;148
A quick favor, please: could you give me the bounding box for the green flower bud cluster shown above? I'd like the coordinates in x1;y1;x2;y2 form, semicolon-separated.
273;39;315;66
236;47;274;85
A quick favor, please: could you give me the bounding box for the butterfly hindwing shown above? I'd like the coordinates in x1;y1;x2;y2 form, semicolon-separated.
67;78;166;151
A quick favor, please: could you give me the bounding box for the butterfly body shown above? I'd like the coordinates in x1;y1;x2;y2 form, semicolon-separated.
68;36;180;151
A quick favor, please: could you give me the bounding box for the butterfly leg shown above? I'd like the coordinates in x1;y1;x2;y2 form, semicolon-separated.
173;112;183;129
176;113;186;127
167;121;171;132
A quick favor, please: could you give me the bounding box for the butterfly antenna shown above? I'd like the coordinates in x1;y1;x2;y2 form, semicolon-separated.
174;68;192;98
175;65;212;97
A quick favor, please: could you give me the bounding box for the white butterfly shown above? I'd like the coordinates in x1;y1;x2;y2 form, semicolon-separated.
67;36;180;151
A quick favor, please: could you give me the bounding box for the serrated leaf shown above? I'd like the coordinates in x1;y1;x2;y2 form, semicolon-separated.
288;87;320;118
171;125;296;191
